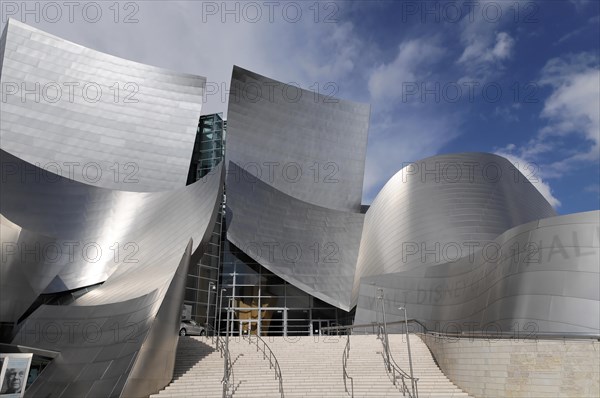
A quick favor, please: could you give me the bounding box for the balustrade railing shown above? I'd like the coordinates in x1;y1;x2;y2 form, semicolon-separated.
342;332;354;397
243;333;285;398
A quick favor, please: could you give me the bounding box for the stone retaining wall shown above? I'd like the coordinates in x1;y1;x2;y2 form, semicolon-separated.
420;334;600;397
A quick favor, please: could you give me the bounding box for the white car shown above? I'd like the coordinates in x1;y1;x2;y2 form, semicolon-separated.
179;319;206;336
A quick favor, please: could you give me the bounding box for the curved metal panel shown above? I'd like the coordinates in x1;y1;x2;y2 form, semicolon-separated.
1;149;223;320
354;211;600;335
226;65;370;212
0;215;58;327
226;162;363;311
225;66;370;310
0;19;205;192
352;153;557;305
9;163;223;398
0;19;221;398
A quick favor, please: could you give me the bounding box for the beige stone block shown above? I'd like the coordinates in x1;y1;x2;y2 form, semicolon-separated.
484;382;508;390
487;370;509;378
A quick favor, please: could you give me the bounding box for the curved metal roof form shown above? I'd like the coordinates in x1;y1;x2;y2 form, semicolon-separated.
225;66;369;310
226;162;364;311
1;19;223;398
352;152;558;305
9;162;223;396
352;154;598;335
354;211;600;335
226;66;370;212
0;19;206;192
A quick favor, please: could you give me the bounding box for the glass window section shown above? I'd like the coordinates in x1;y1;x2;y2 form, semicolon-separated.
262;285;285;296
184;289;197;302
221;274;234;284
286;296;310;307
199;267;218;280
235;285;259;296
201;256;220;269
285;284;305;297
311;308;336;319
260;274;283;285
236;274;260;285
222;262;235;274
188;262;201;276
233;262;260;275
185;275;199;289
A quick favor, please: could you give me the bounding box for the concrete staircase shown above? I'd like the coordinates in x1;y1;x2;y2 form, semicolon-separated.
150;336;281;397
151;334;471;398
385;334;472;398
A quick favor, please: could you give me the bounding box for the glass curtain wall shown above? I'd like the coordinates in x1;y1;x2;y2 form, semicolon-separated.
184;114;226;331
216;241;353;336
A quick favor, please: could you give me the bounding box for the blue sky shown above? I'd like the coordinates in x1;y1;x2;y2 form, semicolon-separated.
2;0;598;214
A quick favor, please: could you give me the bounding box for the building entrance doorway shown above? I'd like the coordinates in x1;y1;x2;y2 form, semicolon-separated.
239;319;259;336
312;320;329;336
233;307;287;336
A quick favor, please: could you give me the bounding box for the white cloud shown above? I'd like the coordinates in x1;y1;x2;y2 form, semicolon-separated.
494;152;562;208
539;53;600;169
368;38;445;101
362;113;461;203
458;30;514;73
491;32;515;60
495;52;600;209
555;26;588;45
456;0;517;80
493;103;520;122
362;35;459;202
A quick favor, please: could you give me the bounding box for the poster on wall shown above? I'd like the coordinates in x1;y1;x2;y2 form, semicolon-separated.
0;354;32;398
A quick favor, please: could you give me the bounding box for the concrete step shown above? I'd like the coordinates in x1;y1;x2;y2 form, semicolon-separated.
151;334;473;397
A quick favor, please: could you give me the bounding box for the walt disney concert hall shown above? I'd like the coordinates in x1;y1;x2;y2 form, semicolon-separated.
0;19;598;397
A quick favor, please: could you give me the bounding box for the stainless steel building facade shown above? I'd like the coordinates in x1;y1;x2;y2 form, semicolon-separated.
0;20;223;397
1;19;598;397
352;154;598;335
220;66;369;335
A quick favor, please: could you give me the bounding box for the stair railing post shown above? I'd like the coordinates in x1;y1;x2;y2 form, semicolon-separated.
207;282;215;337
224;297;233;397
216;288;226;347
399;307;416;398
378;288;391;372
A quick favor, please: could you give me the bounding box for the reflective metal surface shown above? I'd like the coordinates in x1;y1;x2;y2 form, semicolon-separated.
226;66;370;212
1;19;223;397
6;161;223;397
352;153;558;306
225;66;369;310
0;19;206;192
226;162;363;311
354;211;600;335
1;20;598;398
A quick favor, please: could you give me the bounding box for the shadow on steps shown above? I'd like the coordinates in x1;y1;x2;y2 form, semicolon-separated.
171;336;216;380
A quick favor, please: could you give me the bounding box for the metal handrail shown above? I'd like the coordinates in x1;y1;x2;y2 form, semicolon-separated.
204;323;217;345
214;329;234;398
322;319;428;335
375;290;418;398
243;334;284;398
322;320;600;341
342;332;354;397
319;321;419;397
377;324;419;398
